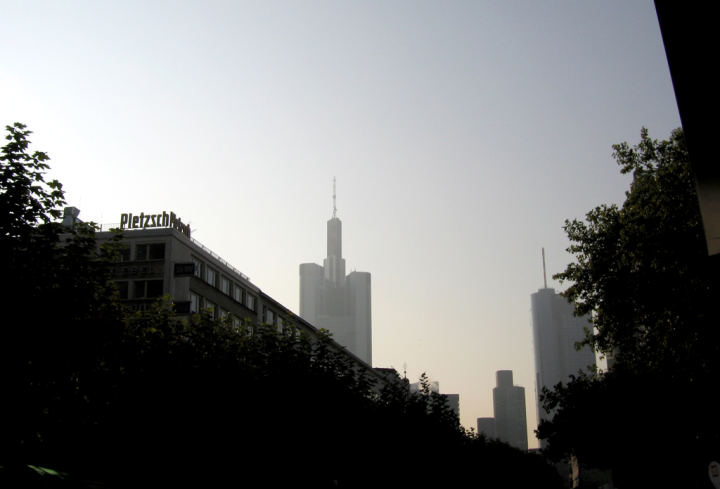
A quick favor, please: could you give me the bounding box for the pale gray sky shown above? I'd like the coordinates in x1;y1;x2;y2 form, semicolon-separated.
1;1;680;447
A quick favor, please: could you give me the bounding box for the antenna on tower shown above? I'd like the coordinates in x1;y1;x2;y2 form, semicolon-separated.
332;177;337;218
542;247;548;288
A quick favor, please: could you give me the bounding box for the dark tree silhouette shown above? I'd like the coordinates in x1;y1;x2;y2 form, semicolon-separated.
538;128;720;488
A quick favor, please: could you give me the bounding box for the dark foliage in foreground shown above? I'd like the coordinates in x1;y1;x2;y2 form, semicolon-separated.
1;123;563;488
537;128;720;488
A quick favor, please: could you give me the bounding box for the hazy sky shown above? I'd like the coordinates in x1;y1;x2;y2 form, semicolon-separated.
1;1;680;447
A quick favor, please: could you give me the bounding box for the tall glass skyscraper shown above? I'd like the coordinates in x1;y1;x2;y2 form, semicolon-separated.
530;288;596;448
299;199;372;365
493;370;528;451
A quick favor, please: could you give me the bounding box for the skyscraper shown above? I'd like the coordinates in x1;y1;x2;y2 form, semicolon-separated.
476;417;496;439
299;180;372;364
409;381;459;419
530;287;596;448
492;370;528;451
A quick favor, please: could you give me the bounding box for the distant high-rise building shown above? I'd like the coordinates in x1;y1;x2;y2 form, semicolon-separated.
409;381;440;394
444;394;460;419
409;381;459;419
477;417;496;439
299;180;372;364
531;287;596;448
492;370;528;451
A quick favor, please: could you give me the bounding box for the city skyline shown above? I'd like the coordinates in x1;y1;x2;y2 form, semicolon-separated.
0;1;681;446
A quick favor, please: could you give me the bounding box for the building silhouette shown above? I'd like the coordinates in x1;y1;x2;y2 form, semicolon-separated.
476;417;496;439
492;370;528;451
299;181;372;364
409;381;460;419
409;381;440;394
531;287;596;448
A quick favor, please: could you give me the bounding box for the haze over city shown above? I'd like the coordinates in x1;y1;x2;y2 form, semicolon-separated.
1;1;681;447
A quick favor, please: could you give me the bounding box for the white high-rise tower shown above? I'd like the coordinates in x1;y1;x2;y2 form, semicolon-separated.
531;251;596;448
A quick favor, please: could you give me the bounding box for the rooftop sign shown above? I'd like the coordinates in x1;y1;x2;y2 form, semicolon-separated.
120;211;191;239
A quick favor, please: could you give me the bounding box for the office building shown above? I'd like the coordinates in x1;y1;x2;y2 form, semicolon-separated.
477;417;496;439
409;381;440;394
531;287;596;448
299;183;372;364
409;381;460;419
67;207;386;386
492;370;528;451
445;394;460;419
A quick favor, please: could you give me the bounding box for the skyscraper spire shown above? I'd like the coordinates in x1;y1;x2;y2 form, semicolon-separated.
333;177;337;219
542;247;547;289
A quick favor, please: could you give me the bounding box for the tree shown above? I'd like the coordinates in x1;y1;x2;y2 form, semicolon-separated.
1;123;64;246
1;123;125;463
554;127;718;376
537;127;720;487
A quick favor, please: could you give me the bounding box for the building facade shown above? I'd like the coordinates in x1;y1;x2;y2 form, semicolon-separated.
73;208;387;383
299;206;372;364
409;381;460;419
476;417;496;439
530;287;596;448
492;370;528;451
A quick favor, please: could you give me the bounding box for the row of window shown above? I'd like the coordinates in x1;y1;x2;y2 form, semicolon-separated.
116;280;164;300
189;291;253;334
114;279;283;334
189;287;281;328
262;305;283;328
192;256;256;311
117;243;166;262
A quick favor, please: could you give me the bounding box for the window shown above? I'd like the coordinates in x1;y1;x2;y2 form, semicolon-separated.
267;309;275;325
117;246;131;262
115;281;129;299
205;300;217;317
206;267;217;287
220;308;229;318
246;294;256;311
233;286;243;304
134;280;164;299
190;292;201;313
192;257;202;278
221;277;230;295
136;243;165;261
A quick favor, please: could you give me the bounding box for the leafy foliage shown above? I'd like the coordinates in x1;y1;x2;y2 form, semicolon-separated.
1;123;65;244
553;127;717;376
1;123;125;462
538;128;720;487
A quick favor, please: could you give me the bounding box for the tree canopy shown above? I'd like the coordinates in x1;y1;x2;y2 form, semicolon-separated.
1;123;64;243
537;127;719;488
